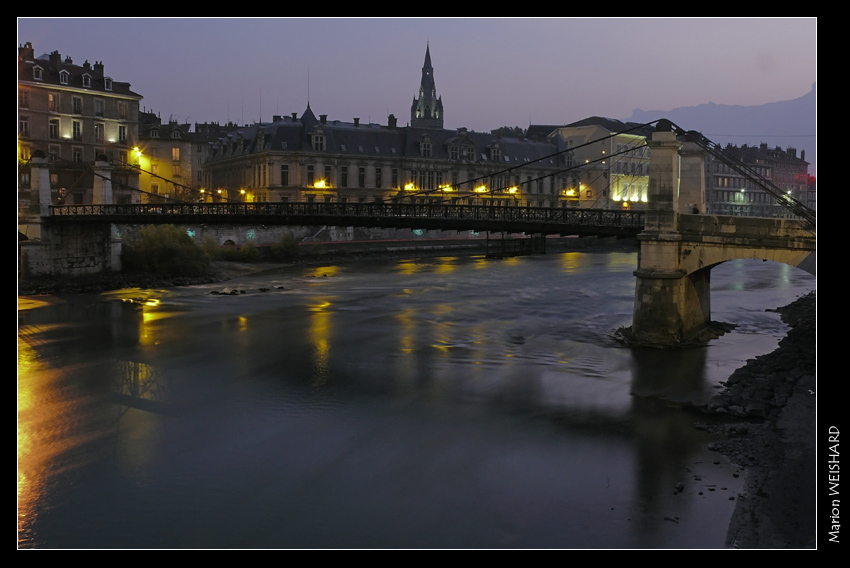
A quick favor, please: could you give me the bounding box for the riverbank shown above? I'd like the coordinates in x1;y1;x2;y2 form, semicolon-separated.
699;291;816;548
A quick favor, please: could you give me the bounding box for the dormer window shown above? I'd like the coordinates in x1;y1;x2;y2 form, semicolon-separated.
104;77;112;91
59;70;69;84
171;131;181;139
82;74;91;88
490;147;501;162
150;128;159;138
33;66;43;81
312;133;326;151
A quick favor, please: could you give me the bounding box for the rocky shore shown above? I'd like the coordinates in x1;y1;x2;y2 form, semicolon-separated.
699;291;816;548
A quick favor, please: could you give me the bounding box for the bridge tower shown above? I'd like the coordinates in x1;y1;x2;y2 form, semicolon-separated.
631;122;711;345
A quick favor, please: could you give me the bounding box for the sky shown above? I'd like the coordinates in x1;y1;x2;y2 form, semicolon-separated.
18;17;816;135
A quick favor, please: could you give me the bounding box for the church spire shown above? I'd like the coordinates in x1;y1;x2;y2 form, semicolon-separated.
411;43;444;129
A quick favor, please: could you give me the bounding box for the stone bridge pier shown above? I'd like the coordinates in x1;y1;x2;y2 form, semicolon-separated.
630;123;815;346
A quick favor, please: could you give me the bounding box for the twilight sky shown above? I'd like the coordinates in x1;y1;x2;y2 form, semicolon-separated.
18;17;816;134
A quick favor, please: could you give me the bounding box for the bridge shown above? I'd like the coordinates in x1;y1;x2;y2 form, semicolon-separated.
46;201;645;238
19;120;816;346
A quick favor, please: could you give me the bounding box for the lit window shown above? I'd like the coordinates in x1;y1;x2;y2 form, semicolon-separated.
172;147;180;161
48;93;58;112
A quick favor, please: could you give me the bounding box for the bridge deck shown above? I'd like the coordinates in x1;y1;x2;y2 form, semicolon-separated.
48;202;647;237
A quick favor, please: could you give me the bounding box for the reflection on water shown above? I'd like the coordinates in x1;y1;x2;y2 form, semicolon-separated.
17;254;814;548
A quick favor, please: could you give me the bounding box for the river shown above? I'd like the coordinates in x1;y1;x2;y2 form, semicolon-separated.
17;250;816;549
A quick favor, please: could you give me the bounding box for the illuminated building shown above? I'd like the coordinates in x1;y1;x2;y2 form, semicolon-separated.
705;143;810;218
546;117;655;210
17;42;143;207
203;45;568;207
136;112;232;203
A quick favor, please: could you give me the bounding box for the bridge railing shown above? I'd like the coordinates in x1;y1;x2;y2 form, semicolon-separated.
49;202;646;228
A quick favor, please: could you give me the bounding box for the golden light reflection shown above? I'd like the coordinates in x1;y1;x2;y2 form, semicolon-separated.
396;261;421;275
434;257;458;275
396;308;417;355
306;265;340;279
308;299;333;385
560;251;586;274
18;336;63;546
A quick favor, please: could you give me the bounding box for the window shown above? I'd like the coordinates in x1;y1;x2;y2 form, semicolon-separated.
172;147;180;161
19;89;29;108
312;134;325;151
324;165;332;184
420;142;432;158
118;102;127;119
281;165;289;186
95;99;104;117
151;164;158;175
375;168;382;188
172;164;181;177
82;74;91;88
59;70;69;84
104;77;112;91
359;167;366;188
491;148;501;162
119;151;128;164
94;123;104;142
72;121;82;141
449;145;459;160
19;116;29;137
48;93;58;112
48;145;59;161
150;129;159;138
171;131;180;139
392;168;399;189
151;182;160;195
72;97;82;114
341;166;348;188
19;145;31;161
73;147;83;162
307;165;315;186
118;125;127;144
33;66;43;80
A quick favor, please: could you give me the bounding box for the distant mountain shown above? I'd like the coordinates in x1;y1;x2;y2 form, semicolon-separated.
625;83;816;176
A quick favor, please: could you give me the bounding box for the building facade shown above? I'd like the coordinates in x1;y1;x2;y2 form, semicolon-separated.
549;118;655;211
705;143;810;218
203;47;571;208
17;42;143;207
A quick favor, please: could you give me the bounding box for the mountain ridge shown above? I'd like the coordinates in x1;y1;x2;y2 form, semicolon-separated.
625;83;816;176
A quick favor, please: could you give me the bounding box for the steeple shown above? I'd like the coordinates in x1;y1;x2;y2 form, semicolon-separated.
411;43;444;129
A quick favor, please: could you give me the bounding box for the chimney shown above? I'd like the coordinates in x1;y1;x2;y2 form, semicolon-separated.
354;118;360;127
801;150;806;162
387;114;397;129
18;42;34;60
320;114;327;124
94;61;104;76
64;56;73;65
273;115;281;123
291;112;298;121
49;50;61;70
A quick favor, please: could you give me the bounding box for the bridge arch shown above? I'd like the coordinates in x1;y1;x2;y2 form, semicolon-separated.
630;125;815;346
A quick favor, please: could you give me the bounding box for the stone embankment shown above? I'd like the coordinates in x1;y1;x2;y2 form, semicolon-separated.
699;291;816;548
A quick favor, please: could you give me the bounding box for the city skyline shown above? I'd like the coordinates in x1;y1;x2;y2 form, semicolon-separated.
17;17;816;134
